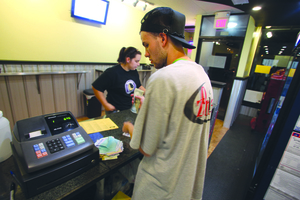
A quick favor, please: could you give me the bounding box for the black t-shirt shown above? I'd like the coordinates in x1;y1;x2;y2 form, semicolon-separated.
92;64;142;111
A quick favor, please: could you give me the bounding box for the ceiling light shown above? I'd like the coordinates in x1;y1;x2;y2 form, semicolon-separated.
264;46;268;48
266;32;272;38
133;0;139;7
231;0;249;5
265;26;272;29
228;22;237;28
253;32;259;37
143;3;147;11
252;6;262;11
282;46;287;48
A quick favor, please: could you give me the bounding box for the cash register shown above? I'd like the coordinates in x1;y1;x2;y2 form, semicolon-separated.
11;111;99;198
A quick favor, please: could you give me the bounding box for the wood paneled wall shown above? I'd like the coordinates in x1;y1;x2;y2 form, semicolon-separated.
0;64;121;130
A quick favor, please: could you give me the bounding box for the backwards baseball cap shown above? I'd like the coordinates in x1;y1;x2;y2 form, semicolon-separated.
140;7;196;49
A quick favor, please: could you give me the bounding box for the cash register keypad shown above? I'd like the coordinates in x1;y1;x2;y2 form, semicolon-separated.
46;138;65;154
61;132;85;147
62;135;76;148
72;132;85;144
33;132;86;158
33;143;48;159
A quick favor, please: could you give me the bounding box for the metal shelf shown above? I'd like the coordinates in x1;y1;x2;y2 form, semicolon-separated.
0;71;88;76
0;71;89;93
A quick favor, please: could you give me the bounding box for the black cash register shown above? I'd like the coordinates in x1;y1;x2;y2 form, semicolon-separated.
11;111;99;198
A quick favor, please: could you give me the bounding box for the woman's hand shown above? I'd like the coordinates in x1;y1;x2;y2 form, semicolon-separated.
104;103;116;111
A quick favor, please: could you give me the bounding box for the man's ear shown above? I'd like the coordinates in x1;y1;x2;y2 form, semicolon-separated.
159;32;168;47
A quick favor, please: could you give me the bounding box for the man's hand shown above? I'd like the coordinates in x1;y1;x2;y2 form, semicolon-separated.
122;122;134;139
122;121;151;157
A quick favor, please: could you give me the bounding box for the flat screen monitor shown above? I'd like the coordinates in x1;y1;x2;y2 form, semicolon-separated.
71;0;109;25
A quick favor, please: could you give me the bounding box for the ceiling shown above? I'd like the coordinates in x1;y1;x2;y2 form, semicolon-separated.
141;0;300;56
144;0;300;27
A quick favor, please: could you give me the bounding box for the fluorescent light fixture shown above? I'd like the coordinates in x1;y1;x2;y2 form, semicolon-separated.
252;6;262;11
231;0;249;5
264;46;268;48
266;32;272;38
228;22;237;28
71;0;109;25
282;46;287;48
265;26;271;29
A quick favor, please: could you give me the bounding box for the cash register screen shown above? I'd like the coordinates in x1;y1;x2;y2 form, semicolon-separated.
44;113;78;135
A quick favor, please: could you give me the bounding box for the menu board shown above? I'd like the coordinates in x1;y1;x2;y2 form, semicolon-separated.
264;116;300;199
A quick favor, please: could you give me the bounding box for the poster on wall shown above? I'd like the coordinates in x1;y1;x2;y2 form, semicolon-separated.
264;131;300;199
294;115;300;132
207;55;227;69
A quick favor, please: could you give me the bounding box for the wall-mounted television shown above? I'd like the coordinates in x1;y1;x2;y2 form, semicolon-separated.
71;0;109;25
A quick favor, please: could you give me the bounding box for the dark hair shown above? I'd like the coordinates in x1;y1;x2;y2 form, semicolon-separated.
117;47;141;64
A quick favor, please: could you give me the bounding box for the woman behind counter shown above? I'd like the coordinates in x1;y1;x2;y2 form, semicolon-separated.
92;47;146;114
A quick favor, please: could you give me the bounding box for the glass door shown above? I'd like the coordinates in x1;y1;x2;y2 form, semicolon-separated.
196;37;244;120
